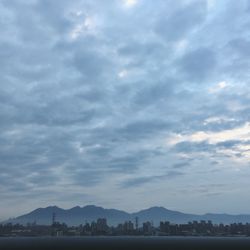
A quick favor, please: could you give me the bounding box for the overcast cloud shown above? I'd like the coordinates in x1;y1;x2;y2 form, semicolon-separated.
1;0;250;220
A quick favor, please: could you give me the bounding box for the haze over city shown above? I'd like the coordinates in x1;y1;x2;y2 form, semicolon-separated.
1;0;250;221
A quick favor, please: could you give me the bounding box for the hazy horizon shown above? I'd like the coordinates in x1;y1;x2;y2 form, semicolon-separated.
1;0;250;221
5;203;250;223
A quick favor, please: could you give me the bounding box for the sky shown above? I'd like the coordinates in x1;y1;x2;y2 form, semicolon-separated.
1;0;250;220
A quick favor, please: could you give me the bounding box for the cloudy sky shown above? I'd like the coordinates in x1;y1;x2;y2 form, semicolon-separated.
1;0;250;220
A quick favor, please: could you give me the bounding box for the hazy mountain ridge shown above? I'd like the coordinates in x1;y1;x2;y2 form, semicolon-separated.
3;205;250;226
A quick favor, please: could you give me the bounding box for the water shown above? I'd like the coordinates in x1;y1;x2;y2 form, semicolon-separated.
1;236;250;250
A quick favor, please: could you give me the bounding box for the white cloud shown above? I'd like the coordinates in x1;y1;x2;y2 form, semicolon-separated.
70;17;96;39
208;81;229;93
175;39;189;54
118;69;128;78
168;122;250;162
75;11;83;17
203;116;236;125
123;0;138;8
207;0;216;10
169;122;250;145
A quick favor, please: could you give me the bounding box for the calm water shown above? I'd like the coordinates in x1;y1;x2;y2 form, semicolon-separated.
1;236;250;250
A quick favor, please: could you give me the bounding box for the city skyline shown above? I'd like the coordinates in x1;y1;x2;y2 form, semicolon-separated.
5;204;250;227
3;216;250;237
1;0;250;220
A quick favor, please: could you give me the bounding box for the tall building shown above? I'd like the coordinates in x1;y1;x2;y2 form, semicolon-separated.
52;212;56;225
143;221;153;235
96;218;108;233
123;221;134;233
135;217;139;231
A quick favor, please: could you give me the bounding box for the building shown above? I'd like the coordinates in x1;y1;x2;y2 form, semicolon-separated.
96;218;108;234
123;221;134;234
143;221;153;235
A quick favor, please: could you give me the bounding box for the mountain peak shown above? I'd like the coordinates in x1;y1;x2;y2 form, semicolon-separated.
135;206;170;214
4;205;250;226
148;206;168;210
70;206;81;210
83;205;104;210
45;205;60;209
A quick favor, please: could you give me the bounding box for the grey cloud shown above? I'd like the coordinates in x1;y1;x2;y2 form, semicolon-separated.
70;170;104;187
73;49;111;81
155;1;207;42
173;139;249;156
34;0;73;33
228;39;250;56
28;171;60;186
3;0;73;35
120;171;184;188
202;120;243;133
119;119;171;140
222;38;250;81
134;79;177;107
117;41;168;68
107;154;145;173
118;42;164;58
173;162;191;169
178;47;216;82
173;141;214;153
216;140;242;148
210;160;219;165
85;145;111;157
121;176;154;188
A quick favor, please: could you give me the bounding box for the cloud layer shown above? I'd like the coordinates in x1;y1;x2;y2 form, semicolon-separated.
1;0;250;219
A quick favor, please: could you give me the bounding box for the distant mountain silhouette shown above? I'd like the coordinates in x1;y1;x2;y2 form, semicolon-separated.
132;206;197;225
5;205;130;226
3;205;250;226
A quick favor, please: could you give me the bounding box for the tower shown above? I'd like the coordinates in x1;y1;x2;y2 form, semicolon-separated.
52;212;56;225
135;216;139;231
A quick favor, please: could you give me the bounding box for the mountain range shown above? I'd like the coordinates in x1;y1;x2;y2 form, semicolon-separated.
3;205;250;226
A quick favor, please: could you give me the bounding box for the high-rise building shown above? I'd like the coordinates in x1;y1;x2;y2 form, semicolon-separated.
135;217;139;231
52;212;56;225
143;221;153;235
96;218;108;233
123;221;134;233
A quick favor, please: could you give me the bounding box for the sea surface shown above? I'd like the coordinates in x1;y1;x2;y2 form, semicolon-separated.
1;236;250;250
